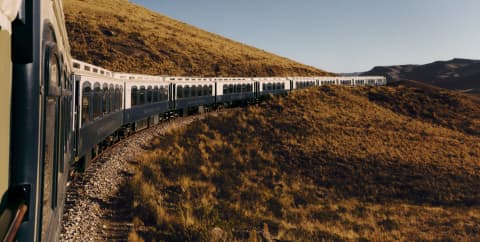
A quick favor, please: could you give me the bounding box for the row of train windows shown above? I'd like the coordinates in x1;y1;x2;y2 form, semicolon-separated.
223;84;253;94
296;81;316;89
262;83;285;91
320;80;336;85
177;85;213;99
82;82;123;126
131;86;168;106
340;80;353;85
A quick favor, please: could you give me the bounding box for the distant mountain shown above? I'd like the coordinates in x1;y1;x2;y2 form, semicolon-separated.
336;72;363;77
363;58;480;93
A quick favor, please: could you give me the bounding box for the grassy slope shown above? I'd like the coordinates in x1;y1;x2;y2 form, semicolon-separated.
63;0;330;77
129;85;480;241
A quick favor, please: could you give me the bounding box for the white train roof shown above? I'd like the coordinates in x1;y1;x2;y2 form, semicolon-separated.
73;59;114;78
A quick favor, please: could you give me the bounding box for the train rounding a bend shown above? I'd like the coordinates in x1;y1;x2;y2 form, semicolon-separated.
0;0;386;241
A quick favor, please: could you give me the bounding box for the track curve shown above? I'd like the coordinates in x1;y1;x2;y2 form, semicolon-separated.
59;114;208;241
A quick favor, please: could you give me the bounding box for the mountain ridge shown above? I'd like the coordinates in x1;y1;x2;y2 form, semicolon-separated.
363;58;480;93
63;0;331;77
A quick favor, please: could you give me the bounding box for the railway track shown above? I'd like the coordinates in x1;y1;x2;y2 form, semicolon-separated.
60;113;210;241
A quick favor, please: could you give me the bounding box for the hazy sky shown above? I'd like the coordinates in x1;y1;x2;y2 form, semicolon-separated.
131;0;480;73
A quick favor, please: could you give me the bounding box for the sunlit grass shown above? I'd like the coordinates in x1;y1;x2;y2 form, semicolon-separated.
128;85;480;241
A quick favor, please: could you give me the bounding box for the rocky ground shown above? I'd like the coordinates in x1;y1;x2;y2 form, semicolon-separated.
59;115;206;242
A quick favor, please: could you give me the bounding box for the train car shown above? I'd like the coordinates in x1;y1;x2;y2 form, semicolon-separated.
172;77;215;115
73;60;124;168
291;77;316;89
316;76;337;86
0;1;22;240
1;0;74;240
256;77;290;95
337;76;355;86
117;73;170;130
214;77;255;105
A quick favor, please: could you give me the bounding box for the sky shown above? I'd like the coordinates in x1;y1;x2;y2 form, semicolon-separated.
131;0;480;73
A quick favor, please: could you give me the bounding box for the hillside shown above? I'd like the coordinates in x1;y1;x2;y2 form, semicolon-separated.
128;85;480;241
362;58;480;93
62;0;330;77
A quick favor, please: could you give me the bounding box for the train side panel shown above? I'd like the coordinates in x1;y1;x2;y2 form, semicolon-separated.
74;63;124;159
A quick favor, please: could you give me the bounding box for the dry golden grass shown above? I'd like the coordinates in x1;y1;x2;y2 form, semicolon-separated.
62;0;331;77
127;85;480;241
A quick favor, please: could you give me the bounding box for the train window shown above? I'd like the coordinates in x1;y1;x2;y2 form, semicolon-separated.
82;82;92;125
109;85;114;112
113;86;118;111
281;83;285;89
177;86;184;98
93;68;98;73
160;86;168;101
84;66;90;71
147;86;153;103
131;86;138;106
60;68;66;89
267;83;272;90
93;83;102;119
197;85;203;97
191;86;197;97
208;85;213;95
153;86;159;102
117;86;123;110
139;86;146;105
223;85;228;94
197;85;202;96
194;86;200;97
103;84;109;114
203;85;209;96
184;85;190;98
228;84;234;94
160;86;165;101
73;62;80;69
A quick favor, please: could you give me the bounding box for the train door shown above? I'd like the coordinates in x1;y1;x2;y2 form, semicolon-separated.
40;27;64;241
169;83;176;110
214;82;217;104
74;75;80;160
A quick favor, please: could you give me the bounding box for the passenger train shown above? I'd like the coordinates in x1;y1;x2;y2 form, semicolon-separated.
0;0;386;241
